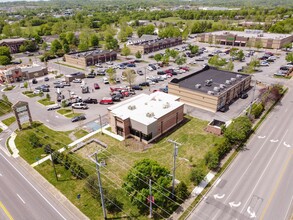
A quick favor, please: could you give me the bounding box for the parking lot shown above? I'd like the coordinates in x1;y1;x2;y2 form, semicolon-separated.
2;41;291;131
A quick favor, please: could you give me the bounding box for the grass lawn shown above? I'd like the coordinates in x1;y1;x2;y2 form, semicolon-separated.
22;91;39;98
14;122;72;164
2;116;16;126
0;100;12;116
65;112;82;118
73;129;89;139
57;108;82;118
3;85;15;91
0;128;2;133
56;62;85;71
38;98;55;106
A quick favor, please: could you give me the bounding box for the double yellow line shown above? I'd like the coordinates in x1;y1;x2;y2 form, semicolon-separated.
0;201;14;220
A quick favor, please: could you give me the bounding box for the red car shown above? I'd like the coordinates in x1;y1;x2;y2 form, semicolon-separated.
94;83;100;89
180;66;189;71
165;69;174;74
99;97;114;105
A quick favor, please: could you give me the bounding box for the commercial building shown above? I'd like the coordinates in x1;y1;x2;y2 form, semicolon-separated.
197;30;293;49
0;38;26;53
0;64;48;83
168;65;251;112
64;49;117;68
128;37;182;54
108;92;184;143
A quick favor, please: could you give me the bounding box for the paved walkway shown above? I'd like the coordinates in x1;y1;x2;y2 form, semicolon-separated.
168;172;215;220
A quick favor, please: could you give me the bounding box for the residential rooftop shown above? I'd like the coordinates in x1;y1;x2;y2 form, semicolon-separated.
170;65;250;96
206;30;292;39
108;92;184;125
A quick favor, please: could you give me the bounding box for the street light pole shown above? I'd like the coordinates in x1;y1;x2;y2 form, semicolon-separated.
168;139;182;198
248;77;256;117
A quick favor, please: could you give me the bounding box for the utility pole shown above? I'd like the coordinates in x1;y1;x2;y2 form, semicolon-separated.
248;77;256;117
89;152;107;219
99;114;103;135
49;146;58;181
168;139;182;198
149;179;153;219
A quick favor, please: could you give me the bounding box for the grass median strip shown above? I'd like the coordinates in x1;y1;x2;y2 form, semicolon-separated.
22;91;39;98
57;108;82;118
38;98;55;106
2;116;16;126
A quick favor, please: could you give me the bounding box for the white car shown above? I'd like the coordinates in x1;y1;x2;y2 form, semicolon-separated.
72;102;88;109
147;66;154;71
260;61;269;66
103;77;109;84
106;61;113;65
72;78;82;83
33;90;41;94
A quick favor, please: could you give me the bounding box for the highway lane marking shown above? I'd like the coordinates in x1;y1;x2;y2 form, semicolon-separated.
0;173;2;176
229;201;241;208
240;129;289;215
211;125;278;220
283;142;292;148
0;152;66;220
270;139;279;143
284;193;293;220
247;206;256;218
257;136;266;139
16;194;25;204
0;201;14;220
214;194;225;199
259;150;293;220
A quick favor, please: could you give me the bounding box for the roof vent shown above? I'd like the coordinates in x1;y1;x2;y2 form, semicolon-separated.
205;79;213;86
214;87;220;92
146;112;155;117
128;105;136;110
207;91;215;95
163;102;170;109
226;80;231;85
236;74;242;79
195;83;201;89
231;78;236;82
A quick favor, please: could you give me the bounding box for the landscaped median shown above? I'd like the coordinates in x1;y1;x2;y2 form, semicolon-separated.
2;116;16;126
57;108;82;118
22;91;40;98
38;98;55;106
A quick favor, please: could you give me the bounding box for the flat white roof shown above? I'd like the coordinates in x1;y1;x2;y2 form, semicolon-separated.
108;92;184;126
206;30;292;39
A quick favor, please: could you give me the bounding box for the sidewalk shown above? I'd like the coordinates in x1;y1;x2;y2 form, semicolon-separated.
168;172;215;220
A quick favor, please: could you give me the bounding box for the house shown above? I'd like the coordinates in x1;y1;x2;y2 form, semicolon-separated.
168;65;251;112
108;92;184;143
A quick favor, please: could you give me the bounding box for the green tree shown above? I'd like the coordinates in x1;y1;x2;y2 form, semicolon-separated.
63;43;70;54
182;26;189;40
224;116;252;145
223;61;234;71
204;150;219;170
123;159;172;214
50;39;62;54
251;102;264;119
175;181;189;201
190;166;205;185
189;45;199;54
89;34;99;47
208;55;227;67
175;55;186;66
165;49;179;59
105;34;119;50
121;44;131;58
154;53;162;63
135;50;142;59
237;50;245;61
23;81;28;90
0;46;11;59
229;48;239;58
255;40;263;50
41;42;48;51
106;67;116;83
285;52;293;63
0;56;11;65
78;42;89;51
2;25;13;37
122;69;136;87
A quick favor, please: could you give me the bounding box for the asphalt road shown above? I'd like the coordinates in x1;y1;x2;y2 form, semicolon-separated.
187;86;293;220
0;151;86;220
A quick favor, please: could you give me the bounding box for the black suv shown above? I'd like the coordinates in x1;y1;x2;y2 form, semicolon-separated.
83;98;98;104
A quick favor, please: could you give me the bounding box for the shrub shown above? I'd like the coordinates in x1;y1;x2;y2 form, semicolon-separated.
190;166;206;185
204;150;219;170
175;181;189;201
251;102;264;119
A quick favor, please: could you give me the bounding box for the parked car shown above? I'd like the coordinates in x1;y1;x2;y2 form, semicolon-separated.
103;77;109;84
260;61;269;66
137;70;144;75
32;78;38;84
44;77;49;81
219;105;229;112
240;93;248;99
54;83;64;88
33;90;41;94
139;82;150;87
71;115;86;122
72;78;82;83
94;83;100;89
86;73;95;78
127;63;136;67
147;66;154;71
157;71;166;75
72;102;88;109
47;104;61;111
132;85;143;90
99;97;114;105
83;98;98;104
115;77;121;83
118;64;126;69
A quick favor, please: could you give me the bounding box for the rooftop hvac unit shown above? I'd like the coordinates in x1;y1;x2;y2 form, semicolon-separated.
195;84;201;89
214;87;220;92
163;102;170;109
220;84;226;89
236;74;242;79
205;79;213;86
146;112;155;118
231;78;236;82
226;80;231;85
128;105;136;110
207;91;215;95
